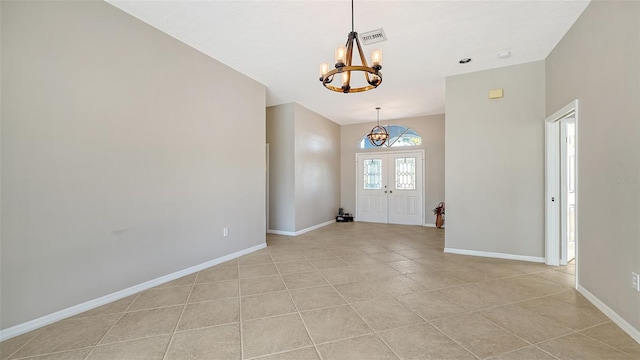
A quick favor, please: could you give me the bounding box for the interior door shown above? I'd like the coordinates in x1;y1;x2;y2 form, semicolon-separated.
561;119;576;264
356;151;423;225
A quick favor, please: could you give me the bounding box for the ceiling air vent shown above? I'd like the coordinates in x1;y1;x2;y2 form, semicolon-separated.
360;28;387;46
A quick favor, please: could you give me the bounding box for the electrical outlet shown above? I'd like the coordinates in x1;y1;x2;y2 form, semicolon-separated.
632;272;640;292
223;227;229;237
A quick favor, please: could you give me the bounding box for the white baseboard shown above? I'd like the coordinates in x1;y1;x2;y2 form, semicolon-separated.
267;229;295;236
0;243;266;342
444;247;545;263
423;223;445;228
577;285;640;344
268;219;335;237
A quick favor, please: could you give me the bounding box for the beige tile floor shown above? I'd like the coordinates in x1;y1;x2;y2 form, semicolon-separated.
2;223;639;360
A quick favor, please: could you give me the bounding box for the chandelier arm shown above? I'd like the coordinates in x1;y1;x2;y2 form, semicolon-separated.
325;74;334;84
345;32;356;67
354;35;372;83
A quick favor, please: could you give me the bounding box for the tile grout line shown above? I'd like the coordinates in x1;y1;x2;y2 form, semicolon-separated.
232;263;612;357
527;322;631;356
2;328;44;360
243;346;317;360
344;247;572;359
387;295;481;360
7;347;95;360
160;272;198;360
575;330;640;357
432;310;506;360
305;258;403;360
268;250;323;360
6;299;154;360
83;292;143;360
236;259;245;360
433;287;616;360
421;276;580;359
482;344;561;360
530;345;563;360
431;285;577;322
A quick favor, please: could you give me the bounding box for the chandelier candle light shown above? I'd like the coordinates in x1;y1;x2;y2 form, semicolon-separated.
368;107;389;146
319;0;383;93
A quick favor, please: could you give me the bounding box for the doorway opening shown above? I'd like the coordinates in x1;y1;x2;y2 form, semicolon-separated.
545;100;579;286
355;150;424;225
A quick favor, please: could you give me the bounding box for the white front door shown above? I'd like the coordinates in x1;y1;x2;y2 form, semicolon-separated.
357;154;388;223
356;151;423;225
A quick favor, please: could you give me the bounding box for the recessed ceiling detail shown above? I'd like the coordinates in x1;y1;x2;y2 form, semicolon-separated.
498;51;512;59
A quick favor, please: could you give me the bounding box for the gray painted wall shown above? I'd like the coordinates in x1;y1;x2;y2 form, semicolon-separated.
340;114;445;224
266;104;296;232
1;1;266;329
266;103;340;233
546;1;640;332
294;104;341;231
445;61;545;258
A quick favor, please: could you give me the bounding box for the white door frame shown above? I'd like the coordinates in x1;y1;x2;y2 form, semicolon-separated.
266;143;269;232
545;100;579;284
560;118;576;265
355;150;425;225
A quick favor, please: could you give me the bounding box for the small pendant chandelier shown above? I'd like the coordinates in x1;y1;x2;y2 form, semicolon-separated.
367;107;389;146
318;0;383;93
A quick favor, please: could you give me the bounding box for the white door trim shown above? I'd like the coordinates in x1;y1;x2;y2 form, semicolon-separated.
560;118;576;265
355;150;425;225
545;100;579;286
545;119;560;266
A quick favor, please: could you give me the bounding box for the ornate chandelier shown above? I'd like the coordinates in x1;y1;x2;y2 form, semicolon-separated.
318;0;383;93
367;107;389;146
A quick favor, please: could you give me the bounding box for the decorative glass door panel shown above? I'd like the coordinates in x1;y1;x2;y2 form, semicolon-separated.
364;159;383;190
395;157;416;190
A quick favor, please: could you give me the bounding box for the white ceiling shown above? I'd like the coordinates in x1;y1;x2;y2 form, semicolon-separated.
106;0;589;125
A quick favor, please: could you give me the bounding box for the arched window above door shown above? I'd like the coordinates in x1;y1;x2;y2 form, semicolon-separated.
358;124;422;149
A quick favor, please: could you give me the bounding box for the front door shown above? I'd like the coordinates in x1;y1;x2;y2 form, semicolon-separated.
356;151;424;225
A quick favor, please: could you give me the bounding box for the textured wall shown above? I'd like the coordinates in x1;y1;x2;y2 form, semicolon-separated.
266;103;341;233
1;1;266;329
266;104;296;232
294;104;341;232
546;0;640;333
445;61;545;258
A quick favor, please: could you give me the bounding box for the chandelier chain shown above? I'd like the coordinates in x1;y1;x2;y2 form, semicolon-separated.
351;0;354;33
